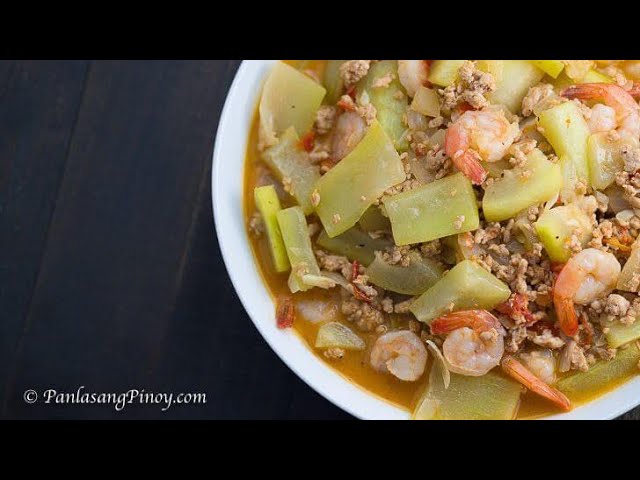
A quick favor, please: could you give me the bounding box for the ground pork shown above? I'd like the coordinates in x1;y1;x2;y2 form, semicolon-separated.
621;143;640;173
379;245;415;267
324;348;345;360
394;298;414;314
315;106;337;135
591;294;639;325
440;61;495;110
521;83;558;117
506;325;528;353
422;144;452;180
315;250;353;279
308;134;332;165
420;240;442;257
340;60;371;86
508;139;537;168
529;329;566;349
372;72;394;88
341;296;385;332
615;170;640;209
248;212;264;236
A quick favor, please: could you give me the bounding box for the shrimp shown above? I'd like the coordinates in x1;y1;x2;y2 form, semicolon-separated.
502;356;571;411
370;330;428;381
587;103;618;134
431;310;505;377
398;60;430;98
331;111;367;161
444;109;520;184
519;349;556;385
553;248;621;337
561;83;640;140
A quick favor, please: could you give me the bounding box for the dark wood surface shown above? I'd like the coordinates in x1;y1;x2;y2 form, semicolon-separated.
0;60;636;420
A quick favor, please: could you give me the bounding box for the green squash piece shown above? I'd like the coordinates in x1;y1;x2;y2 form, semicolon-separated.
535;205;592;263
262;127;321;214
579;69;614;84
366;251;445;296
259;61;326;139
315;322;365;350
587;132;635;191
605;321;640;349
383;173;479;246
528;60;565;78
410;260;511;324
537;101;591;202
358;206;391;232
483;149;562;222
557;342;640;402
357;60;409;150
427;60;466;87
617;241;640;292
315;120;405;237
324;60;345;104
277;206;321;293
316;226;392;266
254;185;290;273
487;60;545;113
413;367;522;420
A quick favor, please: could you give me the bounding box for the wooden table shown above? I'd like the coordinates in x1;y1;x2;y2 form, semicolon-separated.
0;60;637;419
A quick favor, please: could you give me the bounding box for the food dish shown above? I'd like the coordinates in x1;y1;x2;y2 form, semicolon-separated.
216;60;640;419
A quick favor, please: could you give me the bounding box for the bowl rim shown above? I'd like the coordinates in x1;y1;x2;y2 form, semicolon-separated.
212;59;640;420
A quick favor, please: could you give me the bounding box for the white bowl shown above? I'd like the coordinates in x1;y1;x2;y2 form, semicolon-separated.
212;59;640;420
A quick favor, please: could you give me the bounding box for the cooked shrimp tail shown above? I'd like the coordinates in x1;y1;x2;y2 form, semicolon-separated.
555;297;578;337
553;248;620;337
502;356;571;412
561;83;640;139
445;123;487;185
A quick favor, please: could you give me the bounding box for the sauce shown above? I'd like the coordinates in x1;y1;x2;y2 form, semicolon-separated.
242;60;638;419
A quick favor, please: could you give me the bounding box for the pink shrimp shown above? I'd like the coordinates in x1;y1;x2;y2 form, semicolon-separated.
431;310;505;377
444;109;520;185
553;248;620;337
502;356;571;412
561;83;640;140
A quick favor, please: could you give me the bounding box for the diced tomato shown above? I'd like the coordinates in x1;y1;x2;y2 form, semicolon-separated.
495;293;536;324
276;296;295;329
300;131;315;152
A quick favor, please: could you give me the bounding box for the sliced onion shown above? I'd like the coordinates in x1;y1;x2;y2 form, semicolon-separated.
408;155;435;184
506;239;525;254
616;209;635;223
428;129;446;149
544;191;560;211
411;86;441;118
605;185;630;213
320;271;351;291
426;340;450;390
406;109;429;131
302;274;337;289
